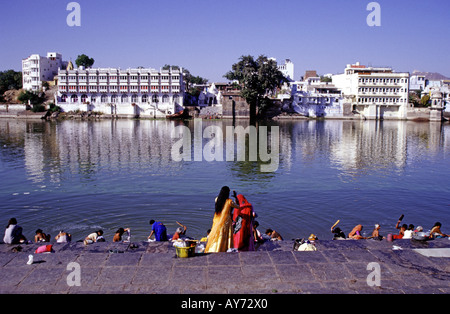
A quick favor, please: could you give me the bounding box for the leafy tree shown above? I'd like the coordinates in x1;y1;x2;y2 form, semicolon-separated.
75;54;95;68
224;55;288;120
420;94;431;107
18;90;45;105
18;90;46;112
409;90;421;107
0;70;22;94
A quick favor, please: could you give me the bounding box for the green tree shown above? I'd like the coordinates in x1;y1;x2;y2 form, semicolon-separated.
420;94;431;107
17;90;46;112
0;70;22;94
224;55;288;120
75;54;95;68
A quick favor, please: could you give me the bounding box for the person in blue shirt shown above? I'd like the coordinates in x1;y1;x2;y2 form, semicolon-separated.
147;220;168;241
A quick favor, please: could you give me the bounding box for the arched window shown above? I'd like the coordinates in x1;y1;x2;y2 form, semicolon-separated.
101;94;108;103
61;94;67;103
121;94;128;103
173;94;179;103
91;95;97;103
162;94;169;103
81;94;88;103
71;94;78;103
142;94;148;103
152;95;159;103
131;94;138;103
111;95;118;103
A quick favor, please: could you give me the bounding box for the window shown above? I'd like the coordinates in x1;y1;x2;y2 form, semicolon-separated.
71;95;78;103
81;94;88;103
142;94;148;103
61;94;67;103
111;95;118;103
162;95;169;103
101;95;108;103
91;95;96;103
131;94;138;102
152;95;158;103
121;95;128;103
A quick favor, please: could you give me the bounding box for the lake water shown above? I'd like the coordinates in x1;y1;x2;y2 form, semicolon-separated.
1;118;449;243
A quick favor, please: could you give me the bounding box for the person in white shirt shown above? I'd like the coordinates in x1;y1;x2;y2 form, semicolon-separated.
3;218;27;244
402;224;415;239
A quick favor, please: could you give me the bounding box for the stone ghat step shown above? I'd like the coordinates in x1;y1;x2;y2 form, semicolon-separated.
0;239;449;294
1;238;449;254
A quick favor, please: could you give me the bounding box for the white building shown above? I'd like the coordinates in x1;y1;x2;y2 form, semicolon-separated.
332;62;410;120
22;52;65;91
198;83;222;106
409;74;426;91
56;66;185;118
277;59;295;82
288;77;343;118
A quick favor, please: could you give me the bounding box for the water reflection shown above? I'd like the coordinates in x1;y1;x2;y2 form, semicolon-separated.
276;120;448;178
0;119;449;187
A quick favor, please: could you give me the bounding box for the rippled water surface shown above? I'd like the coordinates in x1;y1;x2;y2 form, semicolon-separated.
1;118;449;242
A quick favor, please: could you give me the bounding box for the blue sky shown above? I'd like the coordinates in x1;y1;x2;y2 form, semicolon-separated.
1;0;449;82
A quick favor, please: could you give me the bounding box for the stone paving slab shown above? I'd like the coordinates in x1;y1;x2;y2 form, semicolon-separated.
0;239;449;294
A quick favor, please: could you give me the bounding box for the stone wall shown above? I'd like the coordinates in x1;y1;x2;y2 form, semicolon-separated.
0;104;27;112
198;106;222;118
221;91;250;119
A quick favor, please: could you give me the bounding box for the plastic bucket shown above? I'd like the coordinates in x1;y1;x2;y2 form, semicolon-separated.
176;246;196;258
387;234;393;242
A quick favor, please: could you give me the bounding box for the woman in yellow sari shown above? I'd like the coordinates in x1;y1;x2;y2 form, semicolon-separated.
205;186;240;253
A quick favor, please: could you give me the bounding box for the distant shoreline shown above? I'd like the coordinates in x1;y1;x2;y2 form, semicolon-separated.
1;109;448;122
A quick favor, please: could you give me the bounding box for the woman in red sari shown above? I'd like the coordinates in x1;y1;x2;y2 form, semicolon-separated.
232;193;255;251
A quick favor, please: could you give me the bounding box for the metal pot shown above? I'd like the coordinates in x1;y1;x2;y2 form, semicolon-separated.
412;232;429;241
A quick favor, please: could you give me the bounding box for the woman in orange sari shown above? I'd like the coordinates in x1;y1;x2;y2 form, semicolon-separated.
205;186;240;253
